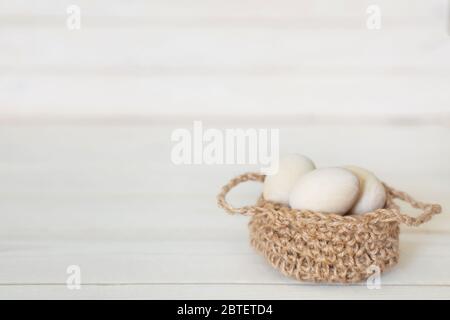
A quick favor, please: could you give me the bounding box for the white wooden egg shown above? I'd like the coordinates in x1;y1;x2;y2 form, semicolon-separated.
263;154;316;204
289;167;360;215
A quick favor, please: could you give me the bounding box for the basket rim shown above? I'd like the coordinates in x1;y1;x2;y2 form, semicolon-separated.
253;193;400;224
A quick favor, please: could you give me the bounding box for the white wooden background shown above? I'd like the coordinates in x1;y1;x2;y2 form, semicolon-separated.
0;0;449;299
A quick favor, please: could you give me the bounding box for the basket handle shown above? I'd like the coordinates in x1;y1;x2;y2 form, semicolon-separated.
217;173;442;224
217;172;264;215
385;184;442;226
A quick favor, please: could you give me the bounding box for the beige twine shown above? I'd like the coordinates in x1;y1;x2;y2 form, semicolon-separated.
217;172;442;283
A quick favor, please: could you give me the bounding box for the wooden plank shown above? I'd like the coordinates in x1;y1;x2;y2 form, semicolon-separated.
1;74;450;116
0;124;448;190
1;284;450;299
1;27;449;71
0;0;444;20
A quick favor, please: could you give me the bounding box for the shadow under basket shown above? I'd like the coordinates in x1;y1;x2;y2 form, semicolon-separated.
217;172;442;283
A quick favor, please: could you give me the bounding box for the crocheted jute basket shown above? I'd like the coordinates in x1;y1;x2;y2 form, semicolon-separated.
217;172;442;283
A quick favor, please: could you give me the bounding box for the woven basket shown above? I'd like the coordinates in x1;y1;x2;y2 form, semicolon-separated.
217;172;442;283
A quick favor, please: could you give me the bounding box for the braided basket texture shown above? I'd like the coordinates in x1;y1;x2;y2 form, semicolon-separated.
217;172;442;283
